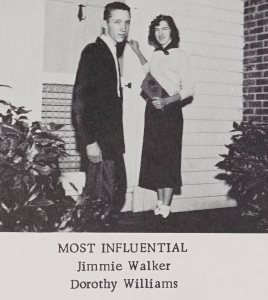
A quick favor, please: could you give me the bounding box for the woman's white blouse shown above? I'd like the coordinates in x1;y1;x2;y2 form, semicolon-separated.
143;48;194;100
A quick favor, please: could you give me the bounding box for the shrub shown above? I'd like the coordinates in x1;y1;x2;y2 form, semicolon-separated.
216;121;268;231
0;97;75;231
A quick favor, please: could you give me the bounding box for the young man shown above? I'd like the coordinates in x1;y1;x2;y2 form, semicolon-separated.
72;2;131;222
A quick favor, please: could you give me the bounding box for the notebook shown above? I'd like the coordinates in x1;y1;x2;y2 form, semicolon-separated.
140;73;169;100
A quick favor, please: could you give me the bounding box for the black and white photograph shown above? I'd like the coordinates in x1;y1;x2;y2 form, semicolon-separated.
0;0;268;299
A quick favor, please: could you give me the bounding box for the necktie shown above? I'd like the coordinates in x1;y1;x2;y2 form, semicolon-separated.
116;44;122;98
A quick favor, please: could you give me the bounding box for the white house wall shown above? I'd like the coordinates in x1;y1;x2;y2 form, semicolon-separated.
0;0;45;120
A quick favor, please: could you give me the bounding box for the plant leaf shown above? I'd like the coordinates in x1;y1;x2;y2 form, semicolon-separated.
27;183;40;203
15;107;31;115
0;122;24;137
69;182;78;193
0;85;12;88
233;122;240;130
48;122;65;131
0;99;10;105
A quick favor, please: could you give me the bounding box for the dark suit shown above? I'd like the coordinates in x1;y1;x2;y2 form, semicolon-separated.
72;37;126;215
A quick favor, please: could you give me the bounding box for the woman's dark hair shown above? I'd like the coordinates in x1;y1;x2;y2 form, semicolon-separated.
104;2;131;21
148;15;180;48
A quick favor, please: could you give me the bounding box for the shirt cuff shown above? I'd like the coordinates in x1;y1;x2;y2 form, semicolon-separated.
180;88;194;101
142;62;150;73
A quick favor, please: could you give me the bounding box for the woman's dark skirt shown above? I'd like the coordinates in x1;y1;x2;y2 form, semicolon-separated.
139;100;183;195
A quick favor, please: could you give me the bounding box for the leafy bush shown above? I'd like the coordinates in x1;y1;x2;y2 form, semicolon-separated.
216;121;268;231
0;85;113;232
58;192;112;232
0;96;75;232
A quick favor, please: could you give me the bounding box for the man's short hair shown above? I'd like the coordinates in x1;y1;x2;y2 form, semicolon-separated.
104;2;131;21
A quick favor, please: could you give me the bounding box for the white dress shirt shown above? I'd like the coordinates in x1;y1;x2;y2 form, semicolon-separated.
100;34;121;97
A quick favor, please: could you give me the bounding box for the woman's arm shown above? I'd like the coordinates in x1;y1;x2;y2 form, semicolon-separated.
128;40;148;66
177;51;194;100
152;94;181;110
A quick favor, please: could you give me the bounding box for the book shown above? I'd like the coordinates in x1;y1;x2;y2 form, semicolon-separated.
140;73;169;100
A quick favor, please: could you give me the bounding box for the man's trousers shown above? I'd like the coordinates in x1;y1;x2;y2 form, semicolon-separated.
84;155;127;215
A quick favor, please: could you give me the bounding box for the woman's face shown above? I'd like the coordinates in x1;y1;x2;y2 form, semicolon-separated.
154;20;172;47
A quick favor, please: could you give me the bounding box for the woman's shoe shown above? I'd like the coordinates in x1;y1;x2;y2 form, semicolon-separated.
159;205;171;218
154;207;161;215
154;200;163;215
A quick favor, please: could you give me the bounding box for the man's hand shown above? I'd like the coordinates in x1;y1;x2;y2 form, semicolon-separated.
86;142;102;163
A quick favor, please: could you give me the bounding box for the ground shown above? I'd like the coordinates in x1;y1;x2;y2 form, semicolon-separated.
90;207;262;233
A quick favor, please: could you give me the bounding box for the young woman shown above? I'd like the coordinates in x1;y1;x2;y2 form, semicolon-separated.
129;15;194;218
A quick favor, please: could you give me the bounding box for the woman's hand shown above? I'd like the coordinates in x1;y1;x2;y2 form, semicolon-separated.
152;97;167;110
128;40;148;66
128;39;140;53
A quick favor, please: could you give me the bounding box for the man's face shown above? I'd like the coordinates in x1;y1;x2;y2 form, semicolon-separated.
105;9;131;43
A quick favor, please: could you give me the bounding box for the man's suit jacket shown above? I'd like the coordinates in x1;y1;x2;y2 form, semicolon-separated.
72;37;125;160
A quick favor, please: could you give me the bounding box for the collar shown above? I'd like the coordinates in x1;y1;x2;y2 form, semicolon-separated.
100;34;117;49
154;40;178;55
